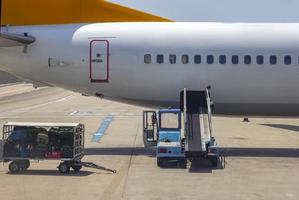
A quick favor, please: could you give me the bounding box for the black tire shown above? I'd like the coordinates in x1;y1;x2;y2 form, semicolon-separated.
179;159;187;168
72;165;82;172
19;160;30;170
210;156;218;167
9;161;20;173
58;163;70;174
157;158;163;167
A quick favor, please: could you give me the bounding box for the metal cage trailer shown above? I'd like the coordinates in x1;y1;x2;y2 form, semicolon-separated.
1;122;116;174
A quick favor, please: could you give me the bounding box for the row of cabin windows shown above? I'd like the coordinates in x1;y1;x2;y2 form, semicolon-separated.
144;54;293;65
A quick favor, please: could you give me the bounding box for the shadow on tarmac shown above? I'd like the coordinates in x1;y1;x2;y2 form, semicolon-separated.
188;159;215;173
7;170;95;176
85;147;155;157
261;124;299;132
151;157;224;173
0;71;19;85
220;148;299;157
85;147;299;158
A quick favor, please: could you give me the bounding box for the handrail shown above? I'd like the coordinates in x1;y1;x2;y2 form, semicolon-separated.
206;87;213;138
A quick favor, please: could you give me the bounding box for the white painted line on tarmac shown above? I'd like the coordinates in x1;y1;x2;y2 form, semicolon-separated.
94;133;104;136
15;94;75;112
126;113;136;116
0;82;23;87
55;95;74;102
0;87;33;96
70;110;78;115
69;111;141;117
109;112;120;116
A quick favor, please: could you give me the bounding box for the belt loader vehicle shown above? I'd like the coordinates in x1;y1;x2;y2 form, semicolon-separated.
180;88;219;166
143;87;220;167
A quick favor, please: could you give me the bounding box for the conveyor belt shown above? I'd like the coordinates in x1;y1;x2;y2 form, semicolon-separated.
180;89;212;157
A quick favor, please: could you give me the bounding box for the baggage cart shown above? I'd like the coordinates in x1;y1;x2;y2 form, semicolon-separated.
1;122;116;174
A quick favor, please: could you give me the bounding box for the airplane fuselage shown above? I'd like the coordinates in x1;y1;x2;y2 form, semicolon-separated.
1;22;299;115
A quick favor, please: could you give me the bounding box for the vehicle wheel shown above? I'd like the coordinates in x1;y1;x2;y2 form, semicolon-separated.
72;165;82;172
157;158;163;167
9;161;20;173
179;159;187;168
19;160;30;170
210;156;218;167
58;163;70;174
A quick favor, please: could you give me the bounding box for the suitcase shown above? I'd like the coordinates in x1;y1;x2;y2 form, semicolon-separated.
31;144;48;158
45;151;63;159
61;146;73;158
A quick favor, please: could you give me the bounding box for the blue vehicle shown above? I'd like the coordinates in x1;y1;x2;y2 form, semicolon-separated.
143;109;186;167
143;88;221;169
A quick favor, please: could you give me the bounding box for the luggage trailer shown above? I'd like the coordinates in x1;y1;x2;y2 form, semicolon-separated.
1;122;116;174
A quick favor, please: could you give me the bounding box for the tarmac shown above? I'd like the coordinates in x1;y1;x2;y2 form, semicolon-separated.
0;83;298;200
0;71;19;85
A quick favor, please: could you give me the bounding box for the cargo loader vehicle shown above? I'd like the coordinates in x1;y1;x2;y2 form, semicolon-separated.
143;87;220;168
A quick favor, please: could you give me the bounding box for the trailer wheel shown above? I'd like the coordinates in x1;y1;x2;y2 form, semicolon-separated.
72;166;82;172
9;161;20;173
19;160;30;170
179;159;187;168
58;163;70;174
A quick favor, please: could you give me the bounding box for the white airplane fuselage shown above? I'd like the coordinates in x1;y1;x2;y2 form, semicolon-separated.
1;22;299;115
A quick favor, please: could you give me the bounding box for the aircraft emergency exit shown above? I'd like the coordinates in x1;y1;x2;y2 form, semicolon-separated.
0;0;299;115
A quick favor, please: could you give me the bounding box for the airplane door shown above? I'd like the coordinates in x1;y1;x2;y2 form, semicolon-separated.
90;40;109;82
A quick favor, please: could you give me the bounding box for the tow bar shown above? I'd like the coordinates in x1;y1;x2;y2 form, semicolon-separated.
81;162;117;173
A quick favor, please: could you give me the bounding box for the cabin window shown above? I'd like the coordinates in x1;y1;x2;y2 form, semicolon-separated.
219;55;226;64
169;55;176;64
270;55;277;65
144;54;151;64
207;55;214;64
257;55;264;65
232;55;239;64
182;55;189;64
284;56;292;65
157;54;164;64
244;55;251;64
194;55;201;64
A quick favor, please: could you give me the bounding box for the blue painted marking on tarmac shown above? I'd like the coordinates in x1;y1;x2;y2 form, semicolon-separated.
92;115;114;142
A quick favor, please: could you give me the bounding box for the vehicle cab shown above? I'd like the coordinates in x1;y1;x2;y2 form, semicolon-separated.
156;109;185;166
143;109;186;167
